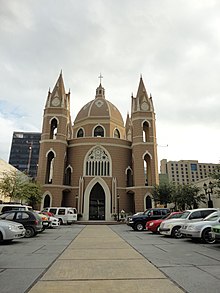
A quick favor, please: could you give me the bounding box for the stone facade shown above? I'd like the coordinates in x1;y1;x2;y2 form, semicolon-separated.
37;73;159;221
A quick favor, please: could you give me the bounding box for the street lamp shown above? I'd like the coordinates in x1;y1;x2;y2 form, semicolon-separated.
27;141;33;176
117;194;120;222
203;181;214;208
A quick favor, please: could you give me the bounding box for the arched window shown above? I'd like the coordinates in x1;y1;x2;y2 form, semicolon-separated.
114;128;120;138
144;153;152;186
45;151;55;184
94;125;104;137
126;168;133;187
77;128;84;138
143;121;150;142
50;118;58;139
85;146;110;176
64;167;72;185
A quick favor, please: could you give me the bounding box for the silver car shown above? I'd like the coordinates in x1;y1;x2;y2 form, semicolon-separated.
0;219;26;243
180;211;220;244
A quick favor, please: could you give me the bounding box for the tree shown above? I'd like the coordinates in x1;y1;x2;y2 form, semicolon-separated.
0;170;27;201
20;182;42;208
172;184;206;210
0;170;42;208
152;183;174;207
210;166;220;196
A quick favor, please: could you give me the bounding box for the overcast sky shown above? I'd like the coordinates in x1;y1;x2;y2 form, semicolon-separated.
0;0;220;169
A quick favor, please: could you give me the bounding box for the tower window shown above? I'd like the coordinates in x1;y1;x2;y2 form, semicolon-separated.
50;118;58;139
143;121;150;142
94;126;104;137
77;128;84;138
114;128;120;138
45;151;55;184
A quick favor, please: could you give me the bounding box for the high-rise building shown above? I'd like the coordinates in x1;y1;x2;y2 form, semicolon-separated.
37;72;159;221
160;159;219;185
9;132;41;178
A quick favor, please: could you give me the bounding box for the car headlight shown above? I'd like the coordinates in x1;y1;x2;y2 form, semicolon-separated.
149;222;154;227
8;225;18;232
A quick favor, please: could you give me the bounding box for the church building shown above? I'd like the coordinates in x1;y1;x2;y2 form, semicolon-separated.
37;73;159;221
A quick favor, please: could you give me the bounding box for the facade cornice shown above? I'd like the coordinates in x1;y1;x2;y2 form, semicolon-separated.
40;139;68;145
131;116;154;122
68;141;131;150
73;116;124;127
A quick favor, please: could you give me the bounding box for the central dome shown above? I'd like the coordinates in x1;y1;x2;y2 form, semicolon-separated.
74;83;124;126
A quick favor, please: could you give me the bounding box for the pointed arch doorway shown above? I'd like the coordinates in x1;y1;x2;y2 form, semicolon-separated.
89;183;105;220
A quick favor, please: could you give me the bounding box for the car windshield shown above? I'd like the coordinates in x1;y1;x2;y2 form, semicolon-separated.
178;211;190;219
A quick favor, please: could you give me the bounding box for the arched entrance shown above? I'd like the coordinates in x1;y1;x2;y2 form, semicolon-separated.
43;194;51;208
89;183;105;220
44;194;50;208
145;195;152;209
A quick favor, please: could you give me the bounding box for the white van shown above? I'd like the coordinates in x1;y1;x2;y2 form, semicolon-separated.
0;203;33;214
42;207;77;224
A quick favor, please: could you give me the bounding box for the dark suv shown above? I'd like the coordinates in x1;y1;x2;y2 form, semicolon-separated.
0;210;43;237
127;208;170;231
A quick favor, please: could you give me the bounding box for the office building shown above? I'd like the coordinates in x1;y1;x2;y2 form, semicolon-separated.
160;159;219;185
9;132;41;178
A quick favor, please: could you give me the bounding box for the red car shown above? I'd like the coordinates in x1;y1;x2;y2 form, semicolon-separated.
146;211;183;233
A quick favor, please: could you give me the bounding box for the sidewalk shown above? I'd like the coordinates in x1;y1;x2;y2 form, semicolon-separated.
28;225;184;293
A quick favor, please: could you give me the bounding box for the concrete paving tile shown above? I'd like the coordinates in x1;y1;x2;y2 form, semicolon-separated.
161;266;220;293
41;259;166;280
0;253;57;269
60;248;142;260
198;265;220;279
29;279;184;293
68;239;130;249
0;268;43;293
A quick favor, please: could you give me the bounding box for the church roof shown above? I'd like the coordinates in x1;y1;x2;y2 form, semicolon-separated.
74;83;124;126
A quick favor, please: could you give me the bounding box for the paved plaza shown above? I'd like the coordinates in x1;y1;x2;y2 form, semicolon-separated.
28;225;183;293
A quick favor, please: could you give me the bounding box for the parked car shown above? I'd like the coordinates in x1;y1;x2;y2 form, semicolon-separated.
159;208;217;238
48;216;60;228
39;211;60;228
180;211;220;243
35;211;51;229
0;203;32;214
41;207;77;224
211;224;220;241
0;210;43;238
146;211;183;233
0;219;26;243
127;208;170;231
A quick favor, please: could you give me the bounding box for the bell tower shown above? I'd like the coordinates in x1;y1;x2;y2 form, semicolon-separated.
37;72;73;206
131;76;159;211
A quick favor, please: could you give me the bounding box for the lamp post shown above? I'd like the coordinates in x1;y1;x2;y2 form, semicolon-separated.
117;194;120;222
27;141;33;176
203;181;214;208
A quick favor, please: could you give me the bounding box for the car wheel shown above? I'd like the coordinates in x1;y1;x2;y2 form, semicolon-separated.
25;227;35;238
58;218;63;225
134;222;144;231
171;226;182;238
202;228;215;244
